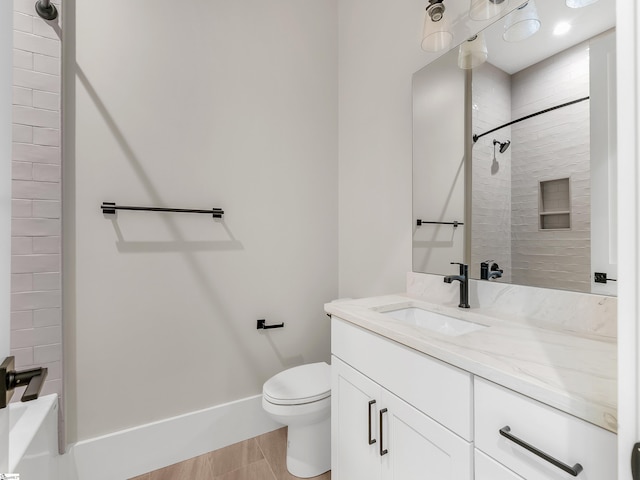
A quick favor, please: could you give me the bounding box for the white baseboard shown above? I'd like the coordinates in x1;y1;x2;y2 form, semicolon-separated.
59;394;281;480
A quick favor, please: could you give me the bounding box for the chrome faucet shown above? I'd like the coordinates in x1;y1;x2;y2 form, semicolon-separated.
443;262;470;308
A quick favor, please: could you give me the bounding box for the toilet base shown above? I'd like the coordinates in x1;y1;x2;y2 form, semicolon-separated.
286;416;331;478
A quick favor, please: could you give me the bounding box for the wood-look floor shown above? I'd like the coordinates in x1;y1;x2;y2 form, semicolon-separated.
129;427;331;480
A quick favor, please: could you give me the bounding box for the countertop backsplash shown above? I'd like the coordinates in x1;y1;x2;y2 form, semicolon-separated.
407;272;617;339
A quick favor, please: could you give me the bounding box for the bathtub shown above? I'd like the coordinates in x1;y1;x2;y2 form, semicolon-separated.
9;394;59;479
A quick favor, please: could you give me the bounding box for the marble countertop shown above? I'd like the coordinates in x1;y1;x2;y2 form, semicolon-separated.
325;293;617;433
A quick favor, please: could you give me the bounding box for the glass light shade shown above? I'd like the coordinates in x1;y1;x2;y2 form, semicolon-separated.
503;0;541;42
458;33;488;69
566;0;598;7
421;9;453;52
469;0;509;21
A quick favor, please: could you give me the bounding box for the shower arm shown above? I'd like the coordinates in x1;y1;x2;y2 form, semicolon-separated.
35;0;58;21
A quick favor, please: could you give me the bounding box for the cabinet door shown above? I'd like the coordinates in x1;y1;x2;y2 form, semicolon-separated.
380;389;473;480
332;357;382;480
475;449;525;480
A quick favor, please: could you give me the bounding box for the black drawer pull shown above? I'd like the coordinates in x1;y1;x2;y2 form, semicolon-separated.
379;408;389;456
499;426;583;477
368;400;377;445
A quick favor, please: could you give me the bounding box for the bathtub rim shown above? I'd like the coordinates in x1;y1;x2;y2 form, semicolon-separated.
9;393;58;472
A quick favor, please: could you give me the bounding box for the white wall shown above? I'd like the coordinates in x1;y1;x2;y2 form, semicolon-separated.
64;0;338;443
338;0;436;297
337;0;507;297
412;50;466;275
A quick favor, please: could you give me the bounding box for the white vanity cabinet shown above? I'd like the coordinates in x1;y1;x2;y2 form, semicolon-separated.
331;318;473;480
474;378;617;480
330;316;617;480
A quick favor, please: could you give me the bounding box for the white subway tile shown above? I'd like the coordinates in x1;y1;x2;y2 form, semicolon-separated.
13;31;60;58
33;272;60;290
40;360;62;380
12;179;60;200
32;236;59;254
13;0;37;15
13;143;60;163
33;308;61;327
10;347;34;367
12;237;33;255
13;67;60;94
33;90;59;111
13;105;60;128
12;218;60;237
33;325;62;345
32;18;61;41
11;254;60;274
12;161;33;181
33;200;60;218
12;124;33;143
12;198;32;217
12;86;32;106
10;328;34;349
11;291;61;310
11;311;33;330
13;49;33;70
34;343;61;364
40;378;61;397
32;127;59;146
11;273;33;292
13;12;33;33
32;164;60;182
33;54;60;76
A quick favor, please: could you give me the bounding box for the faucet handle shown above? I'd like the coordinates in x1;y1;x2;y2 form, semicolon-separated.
450;262;468;274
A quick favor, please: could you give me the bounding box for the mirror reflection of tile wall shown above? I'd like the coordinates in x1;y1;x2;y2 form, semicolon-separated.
472;42;591;292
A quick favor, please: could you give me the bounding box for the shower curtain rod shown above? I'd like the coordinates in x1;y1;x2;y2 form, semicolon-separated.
472;96;590;143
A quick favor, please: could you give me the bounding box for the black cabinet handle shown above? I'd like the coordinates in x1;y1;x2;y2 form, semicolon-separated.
499;426;583;477
379;408;388;456
368;400;377;445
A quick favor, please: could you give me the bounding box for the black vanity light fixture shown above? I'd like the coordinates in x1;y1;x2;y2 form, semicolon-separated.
35;0;58;20
421;0;453;52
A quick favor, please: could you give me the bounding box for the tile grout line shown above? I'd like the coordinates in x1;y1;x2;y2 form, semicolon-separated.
255;434;279;480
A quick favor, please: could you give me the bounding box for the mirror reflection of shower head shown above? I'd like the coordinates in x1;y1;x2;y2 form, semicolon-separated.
493;139;510;154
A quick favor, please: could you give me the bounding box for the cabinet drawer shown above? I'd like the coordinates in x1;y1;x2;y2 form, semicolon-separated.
474;377;616;480
332;317;473;440
475;449;524;480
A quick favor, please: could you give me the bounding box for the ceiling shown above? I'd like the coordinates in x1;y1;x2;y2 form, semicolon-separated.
482;0;616;73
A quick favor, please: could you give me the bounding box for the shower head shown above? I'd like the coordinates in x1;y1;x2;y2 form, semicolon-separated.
493;139;510;154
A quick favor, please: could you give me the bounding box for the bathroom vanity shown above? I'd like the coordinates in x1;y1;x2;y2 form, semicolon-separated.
326;275;617;479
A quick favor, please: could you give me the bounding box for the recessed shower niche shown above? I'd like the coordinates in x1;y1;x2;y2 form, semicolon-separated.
539;178;571;230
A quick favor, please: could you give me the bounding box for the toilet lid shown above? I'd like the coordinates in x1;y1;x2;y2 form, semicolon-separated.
263;362;331;405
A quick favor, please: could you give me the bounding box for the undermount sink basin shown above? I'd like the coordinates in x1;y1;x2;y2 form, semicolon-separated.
383;307;488;337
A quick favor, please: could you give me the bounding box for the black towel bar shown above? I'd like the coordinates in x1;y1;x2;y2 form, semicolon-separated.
101;202;223;218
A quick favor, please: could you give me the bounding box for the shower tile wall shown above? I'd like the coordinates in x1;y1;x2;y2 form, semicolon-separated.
472;41;591;292
471;62;512;282
510;42;590;292
10;0;62;400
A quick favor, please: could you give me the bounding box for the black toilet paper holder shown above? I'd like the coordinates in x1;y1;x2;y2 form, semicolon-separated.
257;319;285;330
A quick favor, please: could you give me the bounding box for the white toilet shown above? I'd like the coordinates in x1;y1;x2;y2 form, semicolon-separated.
262;362;331;478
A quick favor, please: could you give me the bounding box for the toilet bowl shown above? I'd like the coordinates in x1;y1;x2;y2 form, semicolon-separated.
262;362;331;478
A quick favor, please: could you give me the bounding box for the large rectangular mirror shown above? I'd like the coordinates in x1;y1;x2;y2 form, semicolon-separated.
413;0;617;295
